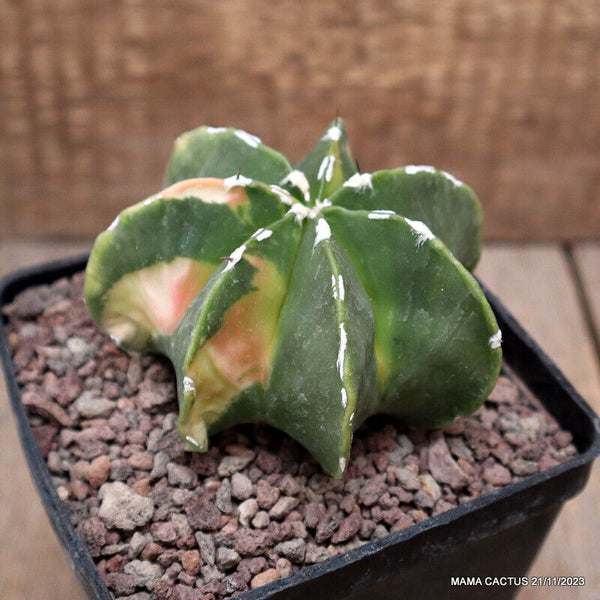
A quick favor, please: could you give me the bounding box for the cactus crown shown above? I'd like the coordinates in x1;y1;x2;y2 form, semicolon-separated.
84;119;501;477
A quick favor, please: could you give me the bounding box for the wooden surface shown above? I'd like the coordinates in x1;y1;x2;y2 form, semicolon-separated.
0;238;599;599
2;1;599;240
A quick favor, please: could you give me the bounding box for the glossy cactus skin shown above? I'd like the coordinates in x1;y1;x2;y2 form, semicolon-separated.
85;119;502;477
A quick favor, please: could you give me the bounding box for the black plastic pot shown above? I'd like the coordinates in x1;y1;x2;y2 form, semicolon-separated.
1;255;599;600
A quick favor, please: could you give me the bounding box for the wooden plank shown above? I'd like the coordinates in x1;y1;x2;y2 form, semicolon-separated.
0;239;91;600
1;1;599;239
573;242;600;346
0;238;92;276
477;243;600;600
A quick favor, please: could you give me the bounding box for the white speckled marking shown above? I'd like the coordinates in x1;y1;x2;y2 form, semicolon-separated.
107;216;120;231
337;322;347;379
339;457;347;472
144;193;161;206
404;165;436;175
223;244;246;272
207;126;227;135
251;228;273;242
405;218;435;246
368;210;396;220
183;376;196;394
489;329;503;349
109;334;122;346
323;124;343;141
224;174;253;190
314;218;332;247
341;387;348;408
337;275;345;301
344;172;373;192
234;130;261;148
287;202;315;223
269;185;294;206
281;170;311;202
441;170;463;187
332;274;345;301
317;155;336;182
185;435;200;447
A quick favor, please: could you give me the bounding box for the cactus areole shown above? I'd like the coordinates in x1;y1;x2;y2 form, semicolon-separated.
84;120;502;477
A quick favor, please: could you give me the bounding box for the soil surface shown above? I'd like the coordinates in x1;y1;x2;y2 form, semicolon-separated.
4;272;577;600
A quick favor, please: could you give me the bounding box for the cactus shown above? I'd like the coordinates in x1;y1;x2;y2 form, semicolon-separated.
84;119;502;477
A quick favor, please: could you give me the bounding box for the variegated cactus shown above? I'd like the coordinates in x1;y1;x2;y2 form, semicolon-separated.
84;119;502;477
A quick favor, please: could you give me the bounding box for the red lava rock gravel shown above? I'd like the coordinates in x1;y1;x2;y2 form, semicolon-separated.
4;272;578;600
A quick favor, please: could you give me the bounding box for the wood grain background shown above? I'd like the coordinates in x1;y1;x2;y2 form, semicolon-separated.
1;1;599;240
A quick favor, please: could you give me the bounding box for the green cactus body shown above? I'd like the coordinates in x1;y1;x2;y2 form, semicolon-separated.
85;119;502;477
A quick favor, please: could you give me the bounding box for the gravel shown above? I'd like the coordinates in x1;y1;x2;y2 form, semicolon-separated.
4;272;578;600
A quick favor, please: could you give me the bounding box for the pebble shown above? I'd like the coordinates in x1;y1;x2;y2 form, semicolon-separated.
331;512;362;544
75;391;115;419
273;538;306;563
194;532;216;566
386;434;414;465
185;497;221;531
231;472;253;500
238;498;259;526
234;529;269;557
167;463;198;488
215;479;233;514
123;560;163;591
275;557;293;577
129;532;152;559
98;482;154;530
509;458;539;476
77;517;106;557
150;451;170;479
358;476;387;507
218;455;253;477
303;503;326;528
256;450;281;474
140;542;163;561
304;543;333;564
171;513;192;538
251;511;270;529
256;480;280;509
181;550;202;576
269;496;298;520
250;568;280;589
128;451;154;471
105;572;137;596
151;522;178;544
87;455;111;488
487;376;519;404
137;388;172;411
66;337;96;367
114;593;151;600
483;463;512;486
23;389;72;427
393;467;420;491
32;424;59;457
315;511;342;543
428;435;469;490
216;547;241;570
132;478;152;496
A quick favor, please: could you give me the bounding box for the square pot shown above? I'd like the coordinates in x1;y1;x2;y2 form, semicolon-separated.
1;255;599;600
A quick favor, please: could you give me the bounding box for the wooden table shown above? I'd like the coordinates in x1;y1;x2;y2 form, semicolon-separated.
1;238;599;600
